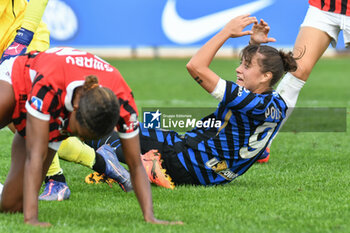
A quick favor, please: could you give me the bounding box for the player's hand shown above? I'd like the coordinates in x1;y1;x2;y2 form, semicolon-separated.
145;217;184;225
25;219;52;227
249;19;276;45
222;14;258;38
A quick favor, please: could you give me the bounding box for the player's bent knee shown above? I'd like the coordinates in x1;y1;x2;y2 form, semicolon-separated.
0;198;23;213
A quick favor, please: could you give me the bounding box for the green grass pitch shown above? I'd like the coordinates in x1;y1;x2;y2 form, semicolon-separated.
0;56;350;233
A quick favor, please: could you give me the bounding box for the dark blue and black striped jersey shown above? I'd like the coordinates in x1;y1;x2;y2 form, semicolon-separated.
178;81;287;185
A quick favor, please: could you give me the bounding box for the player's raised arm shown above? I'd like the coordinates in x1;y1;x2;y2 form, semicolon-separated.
186;14;257;93
1;0;49;63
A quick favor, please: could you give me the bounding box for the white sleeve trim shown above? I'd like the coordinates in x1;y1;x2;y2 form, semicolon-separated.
118;128;140;139
64;80;85;111
210;78;226;101
0;57;16;85
25;101;50;121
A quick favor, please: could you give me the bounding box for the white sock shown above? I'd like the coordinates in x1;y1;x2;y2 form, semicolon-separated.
268;73;305;147
276;72;305;109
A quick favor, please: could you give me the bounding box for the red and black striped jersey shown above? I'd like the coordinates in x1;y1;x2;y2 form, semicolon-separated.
10;47;139;142
309;0;350;16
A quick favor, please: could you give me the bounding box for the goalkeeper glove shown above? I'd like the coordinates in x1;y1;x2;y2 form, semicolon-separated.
0;27;34;63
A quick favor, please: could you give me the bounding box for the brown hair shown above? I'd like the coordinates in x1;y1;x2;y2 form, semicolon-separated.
240;45;299;86
76;75;120;138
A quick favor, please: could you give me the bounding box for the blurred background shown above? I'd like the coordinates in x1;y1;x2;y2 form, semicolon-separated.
43;0;347;58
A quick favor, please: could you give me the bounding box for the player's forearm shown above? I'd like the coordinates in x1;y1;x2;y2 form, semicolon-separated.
186;30;229;93
187;29;230;72
23;151;43;223
22;0;49;33
129;163;155;222
0;0;48;62
120;136;156;222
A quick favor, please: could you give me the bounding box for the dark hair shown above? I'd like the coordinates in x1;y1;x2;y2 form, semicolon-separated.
76;75;120;138
240;45;298;86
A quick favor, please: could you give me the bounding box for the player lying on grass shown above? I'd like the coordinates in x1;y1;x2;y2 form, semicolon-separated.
0;47;180;226
54;15;301;189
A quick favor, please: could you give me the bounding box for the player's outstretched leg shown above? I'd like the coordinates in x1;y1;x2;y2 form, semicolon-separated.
96;145;133;192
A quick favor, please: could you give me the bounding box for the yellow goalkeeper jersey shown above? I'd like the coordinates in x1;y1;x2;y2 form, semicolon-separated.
0;0;49;55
